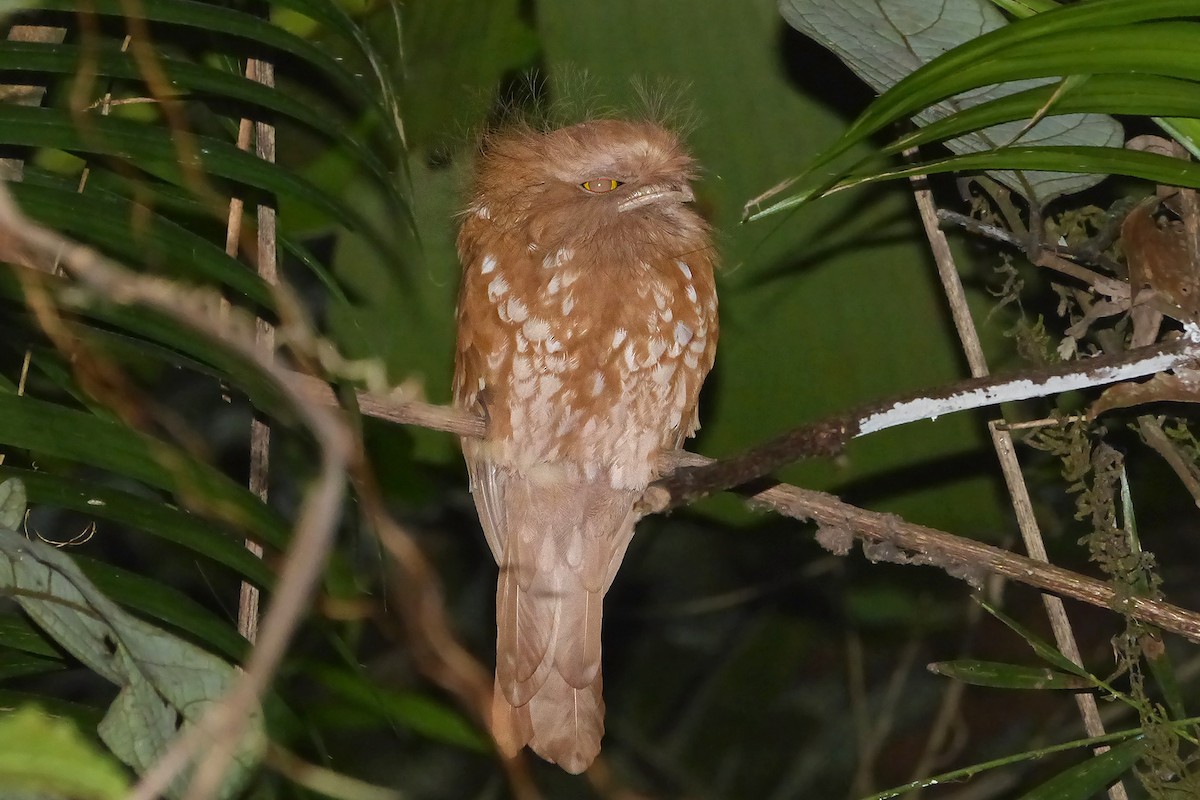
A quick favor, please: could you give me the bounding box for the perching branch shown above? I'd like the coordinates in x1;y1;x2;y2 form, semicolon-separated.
648;333;1200;510
289;375;1200;646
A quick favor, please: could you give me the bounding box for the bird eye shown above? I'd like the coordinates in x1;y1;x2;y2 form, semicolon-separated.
581;179;622;194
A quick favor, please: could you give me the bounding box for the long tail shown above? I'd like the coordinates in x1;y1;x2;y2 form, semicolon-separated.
491;665;603;774
482;476;638;773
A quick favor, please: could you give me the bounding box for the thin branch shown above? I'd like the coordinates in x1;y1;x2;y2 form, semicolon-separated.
645;333;1200;511
1138;415;1200;508
264;743;401;800
295;375;484;438
235;55;277;657
265;379;1200;646
912;174;1124;799
937;208;1130;300
672;449;1200;644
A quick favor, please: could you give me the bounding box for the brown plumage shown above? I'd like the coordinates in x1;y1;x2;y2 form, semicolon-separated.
453;118;718;773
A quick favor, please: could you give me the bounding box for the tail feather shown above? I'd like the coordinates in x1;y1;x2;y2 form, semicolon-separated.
526;670;604;774
490;675;533;758
551;579;603;688
491;667;604;774
479;471;639;773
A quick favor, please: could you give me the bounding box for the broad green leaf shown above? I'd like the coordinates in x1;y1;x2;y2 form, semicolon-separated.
752;0;1200;217
0;393;288;550
0;527;264;798
74;555;249;661
399;0;539;150
1017;737;1145;800
839;1;1200;146
5;469;256;660
0;706;130;800
780;0;1122;203
0;476;24;530
928;659;1091;689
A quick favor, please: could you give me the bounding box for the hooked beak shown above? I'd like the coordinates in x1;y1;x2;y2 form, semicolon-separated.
618;183;695;212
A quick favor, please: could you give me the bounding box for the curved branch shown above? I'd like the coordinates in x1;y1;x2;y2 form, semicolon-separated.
317;384;1200;646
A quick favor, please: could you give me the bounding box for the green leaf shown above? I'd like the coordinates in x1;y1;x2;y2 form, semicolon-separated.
864;727;1149;800
0;0;45;14
306;663;488;751
0;393;288;550
888;75;1200;157
399;0;539;150
0;706;130;800
779;146;1200;213
0;529;264;798
928;659;1092;689
35;0;378;116
4;468;274;589
0;689;104;730
74;555;248;661
978;600;1091;678
9;181;274;308
780;0;1122;202
21;165;353;304
0;271;302;432
1157;116;1200;159
1017;737;1145;800
0;477;25;531
753;0;1200;217
0;650;66;681
840;2;1200;147
0;613;62;659
0;106;384;248
0;39;407;222
1145;641;1188;722
263;0;405;152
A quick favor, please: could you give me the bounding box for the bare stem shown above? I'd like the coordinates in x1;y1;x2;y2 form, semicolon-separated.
912;172;1125;799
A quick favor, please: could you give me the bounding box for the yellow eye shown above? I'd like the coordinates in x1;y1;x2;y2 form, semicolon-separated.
581;179;621;193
